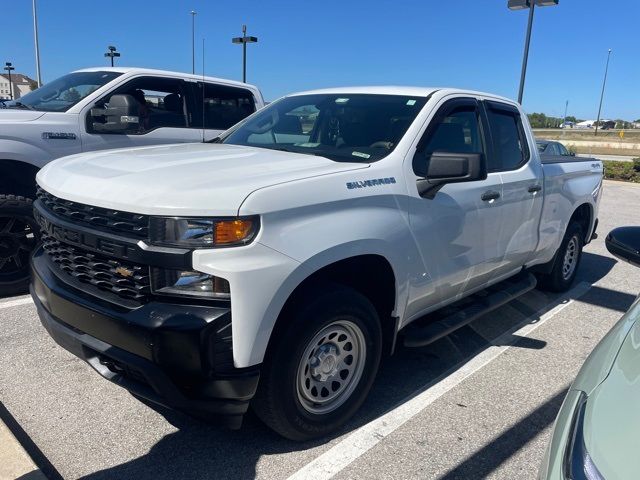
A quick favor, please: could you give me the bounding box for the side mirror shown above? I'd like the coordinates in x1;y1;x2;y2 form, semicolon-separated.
570;151;576;157
90;94;140;133
416;152;486;199
606;227;640;268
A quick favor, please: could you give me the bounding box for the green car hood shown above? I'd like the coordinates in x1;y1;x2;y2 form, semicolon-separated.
582;296;640;479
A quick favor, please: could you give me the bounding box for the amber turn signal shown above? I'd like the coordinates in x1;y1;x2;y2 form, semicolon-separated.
215;219;255;245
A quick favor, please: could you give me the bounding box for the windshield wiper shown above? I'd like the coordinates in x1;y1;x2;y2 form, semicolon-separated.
208;136;222;143
7;102;36;111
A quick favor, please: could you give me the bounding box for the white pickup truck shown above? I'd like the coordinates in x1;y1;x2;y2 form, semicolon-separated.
31;87;603;440
0;67;264;295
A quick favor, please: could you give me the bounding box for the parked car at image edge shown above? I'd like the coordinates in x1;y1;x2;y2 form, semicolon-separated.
31;86;603;440
537;139;576;158
0;67;264;296
539;227;640;480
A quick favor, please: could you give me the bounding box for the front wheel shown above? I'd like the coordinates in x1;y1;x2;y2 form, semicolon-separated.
0;195;39;297
537;222;584;292
252;285;382;440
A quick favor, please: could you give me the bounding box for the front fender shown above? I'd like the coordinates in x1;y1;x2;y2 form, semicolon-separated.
193;239;409;368
0;138;51;168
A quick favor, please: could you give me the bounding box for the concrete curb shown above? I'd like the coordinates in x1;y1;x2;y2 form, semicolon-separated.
0;419;46;480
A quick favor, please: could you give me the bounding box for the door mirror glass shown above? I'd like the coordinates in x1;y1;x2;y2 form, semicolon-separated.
90;94;140;133
606;227;640;268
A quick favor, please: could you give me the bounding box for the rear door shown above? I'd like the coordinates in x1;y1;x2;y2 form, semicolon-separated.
484;100;544;271
190;82;258;141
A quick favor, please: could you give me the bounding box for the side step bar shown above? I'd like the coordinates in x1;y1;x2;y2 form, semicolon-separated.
403;272;537;348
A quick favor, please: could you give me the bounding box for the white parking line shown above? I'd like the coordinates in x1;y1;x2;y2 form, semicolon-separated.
0;297;33;310
288;281;592;480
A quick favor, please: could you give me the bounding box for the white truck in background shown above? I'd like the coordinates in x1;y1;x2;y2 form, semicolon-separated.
0;67;264;295
31;87;603;440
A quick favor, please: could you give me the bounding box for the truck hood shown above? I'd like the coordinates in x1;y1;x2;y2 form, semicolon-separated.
37;143;369;216
0;109;46;122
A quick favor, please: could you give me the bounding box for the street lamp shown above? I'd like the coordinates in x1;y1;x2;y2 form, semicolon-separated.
190;10;197;74
508;0;559;104
32;0;42;87
104;45;120;67
594;49;612;137
232;25;258;83
4;62;15;100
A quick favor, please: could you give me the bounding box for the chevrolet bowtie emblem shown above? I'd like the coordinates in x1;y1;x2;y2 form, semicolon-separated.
115;266;134;278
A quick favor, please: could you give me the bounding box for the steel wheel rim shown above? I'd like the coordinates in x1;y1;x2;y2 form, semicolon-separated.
0;215;36;281
562;236;579;280
296;320;367;415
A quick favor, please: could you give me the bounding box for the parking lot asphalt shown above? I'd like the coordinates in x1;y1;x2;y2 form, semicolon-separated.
1;180;639;480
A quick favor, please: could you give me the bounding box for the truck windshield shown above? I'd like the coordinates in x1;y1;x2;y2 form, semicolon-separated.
4;71;122;112
220;93;427;162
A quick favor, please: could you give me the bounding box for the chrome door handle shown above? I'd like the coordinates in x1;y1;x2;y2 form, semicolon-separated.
528;184;542;193
481;190;500;201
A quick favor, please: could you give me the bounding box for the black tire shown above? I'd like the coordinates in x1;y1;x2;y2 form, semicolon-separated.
252;285;382;441
537;222;584;293
0;195;39;297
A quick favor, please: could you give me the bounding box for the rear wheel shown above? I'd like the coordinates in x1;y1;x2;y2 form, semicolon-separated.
252;285;382;440
0;195;39;297
537;222;584;292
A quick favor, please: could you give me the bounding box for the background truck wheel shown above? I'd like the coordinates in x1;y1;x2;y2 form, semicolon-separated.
252;285;382;441
537;222;584;293
0;195;39;297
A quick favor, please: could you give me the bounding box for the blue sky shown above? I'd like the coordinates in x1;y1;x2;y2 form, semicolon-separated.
2;0;638;120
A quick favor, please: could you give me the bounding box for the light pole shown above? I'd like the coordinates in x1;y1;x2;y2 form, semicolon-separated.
594;49;612;137
190;10;197;74
232;25;258;83
4;62;15;100
562;100;568;128
32;0;42;87
508;0;559;104
104;45;120;67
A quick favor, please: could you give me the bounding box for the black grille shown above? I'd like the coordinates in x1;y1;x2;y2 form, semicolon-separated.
42;233;151;303
37;187;149;239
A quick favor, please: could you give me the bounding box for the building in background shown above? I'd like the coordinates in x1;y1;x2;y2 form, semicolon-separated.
0;73;37;100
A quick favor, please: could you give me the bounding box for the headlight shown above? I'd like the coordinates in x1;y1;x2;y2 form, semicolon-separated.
150;216;259;247
151;268;231;299
564;393;604;480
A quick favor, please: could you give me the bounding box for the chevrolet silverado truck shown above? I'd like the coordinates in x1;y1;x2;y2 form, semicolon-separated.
0;67;264;295
31;87;603;440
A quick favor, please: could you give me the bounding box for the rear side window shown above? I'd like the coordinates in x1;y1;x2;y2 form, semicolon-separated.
486;105;530;171
558;143;570;156
195;83;256;130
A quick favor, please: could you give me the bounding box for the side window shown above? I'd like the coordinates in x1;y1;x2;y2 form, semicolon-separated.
557;143;570;156
89;76;189;134
195;83;256;130
547;143;559;155
486;105;530;171
422;107;483;155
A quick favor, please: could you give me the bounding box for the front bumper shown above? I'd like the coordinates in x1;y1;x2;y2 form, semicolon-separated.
30;248;260;428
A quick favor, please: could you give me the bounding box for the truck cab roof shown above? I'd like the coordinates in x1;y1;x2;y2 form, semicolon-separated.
286;86;518;106
72;67;260;92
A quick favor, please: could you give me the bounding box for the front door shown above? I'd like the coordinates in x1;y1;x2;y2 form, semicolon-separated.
405;97;505;320
80;76;202;153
